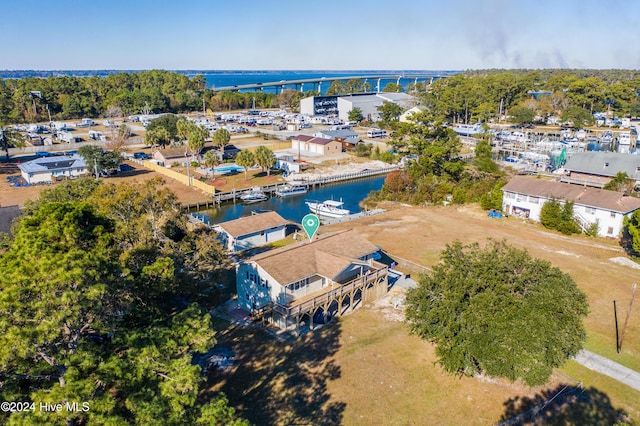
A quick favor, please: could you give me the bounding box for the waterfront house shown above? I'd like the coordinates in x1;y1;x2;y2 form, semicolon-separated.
502;176;640;237
18;155;88;184
236;229;388;333
275;154;302;174
152;147;190;167
291;135;342;156
214;211;289;252
561;152;640;188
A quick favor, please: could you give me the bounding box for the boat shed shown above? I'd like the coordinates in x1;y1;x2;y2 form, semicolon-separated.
213;211;289;252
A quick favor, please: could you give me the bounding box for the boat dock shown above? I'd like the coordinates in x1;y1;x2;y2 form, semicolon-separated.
180;165;399;211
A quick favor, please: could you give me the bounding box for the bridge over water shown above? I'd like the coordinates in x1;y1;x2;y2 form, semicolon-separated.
210;73;454;93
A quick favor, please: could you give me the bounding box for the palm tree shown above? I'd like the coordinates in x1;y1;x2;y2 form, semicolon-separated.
203;150;220;178
235;150;255;180
212;128;231;158
254;145;276;176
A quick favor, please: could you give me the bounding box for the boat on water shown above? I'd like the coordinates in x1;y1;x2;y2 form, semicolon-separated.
305;199;351;218
240;187;268;203
275;184;308;197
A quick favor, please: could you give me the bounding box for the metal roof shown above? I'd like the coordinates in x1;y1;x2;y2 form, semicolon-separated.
18;155;87;174
564;152;640;180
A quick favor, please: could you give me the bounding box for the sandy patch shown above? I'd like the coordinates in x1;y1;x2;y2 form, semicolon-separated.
610;257;640;269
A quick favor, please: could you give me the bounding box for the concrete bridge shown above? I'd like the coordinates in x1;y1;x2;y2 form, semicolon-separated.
210;73;454;93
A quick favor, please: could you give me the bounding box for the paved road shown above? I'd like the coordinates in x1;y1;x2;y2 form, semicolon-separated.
574;349;640;392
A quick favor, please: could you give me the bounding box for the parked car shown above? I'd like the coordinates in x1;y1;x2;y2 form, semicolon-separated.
35;151;52;157
133;152;150;160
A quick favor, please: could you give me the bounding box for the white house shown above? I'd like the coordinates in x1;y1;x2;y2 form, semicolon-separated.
18;155;88;184
214;211;289;252
502;176;640;238
275;154;302;174
236;229;388;332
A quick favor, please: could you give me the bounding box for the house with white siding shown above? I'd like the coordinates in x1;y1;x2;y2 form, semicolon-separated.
213;211;289;252
236;229;388;333
18;155;88;184
502;176;640;238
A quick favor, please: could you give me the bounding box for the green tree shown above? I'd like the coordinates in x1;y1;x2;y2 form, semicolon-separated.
377;101;403;127
203;149;220;177
146;113;180;141
235;149;255;180
212;128;231;157
383;82;403;92
509;105;536;125
348;107;364;123
254;145;276;176
624;210;640;256
405;240;589;386
78;145;122;178
540;199;581;235
603;171;633;193
145;126;171;148
560;106;595;127
479;179;505;210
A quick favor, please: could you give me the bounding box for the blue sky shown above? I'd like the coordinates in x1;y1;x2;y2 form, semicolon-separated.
2;0;640;70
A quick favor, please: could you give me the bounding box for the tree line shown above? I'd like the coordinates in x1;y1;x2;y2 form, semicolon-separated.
0;179;248;425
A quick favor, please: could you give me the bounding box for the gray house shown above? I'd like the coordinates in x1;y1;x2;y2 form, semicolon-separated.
562;152;640;188
214;211;289;252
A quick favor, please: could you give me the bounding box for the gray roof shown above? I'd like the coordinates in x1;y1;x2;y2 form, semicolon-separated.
18;155;87;174
502;176;640;214
564;152;640;180
317;129;358;139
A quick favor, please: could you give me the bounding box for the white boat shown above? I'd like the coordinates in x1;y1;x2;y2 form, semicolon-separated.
305;199;351;218
275;184;308;197
452;123;484;136
240;187;268;203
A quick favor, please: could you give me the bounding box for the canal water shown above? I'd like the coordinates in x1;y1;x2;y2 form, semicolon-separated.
203;175;386;225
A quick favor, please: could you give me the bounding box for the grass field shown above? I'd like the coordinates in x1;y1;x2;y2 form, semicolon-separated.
205;202;640;425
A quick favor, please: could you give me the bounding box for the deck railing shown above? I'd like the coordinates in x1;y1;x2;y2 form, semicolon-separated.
272;267;388;318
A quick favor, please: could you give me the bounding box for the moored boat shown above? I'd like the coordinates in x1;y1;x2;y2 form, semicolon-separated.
305;199;351;218
240;187;268;203
275;184;308;197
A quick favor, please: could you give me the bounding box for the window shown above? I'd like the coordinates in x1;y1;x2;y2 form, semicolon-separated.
586;207;596;215
529;196;538;204
611;211;616;218
607;227;614;235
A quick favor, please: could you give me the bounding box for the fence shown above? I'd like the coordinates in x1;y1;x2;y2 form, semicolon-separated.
142;160;216;195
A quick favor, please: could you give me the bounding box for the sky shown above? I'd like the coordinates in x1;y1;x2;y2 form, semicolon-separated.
2;0;640;70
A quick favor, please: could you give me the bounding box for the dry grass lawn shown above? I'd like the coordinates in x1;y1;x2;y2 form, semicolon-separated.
205;202;640;425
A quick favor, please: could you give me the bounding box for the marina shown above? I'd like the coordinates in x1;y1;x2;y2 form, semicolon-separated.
194;174;387;225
